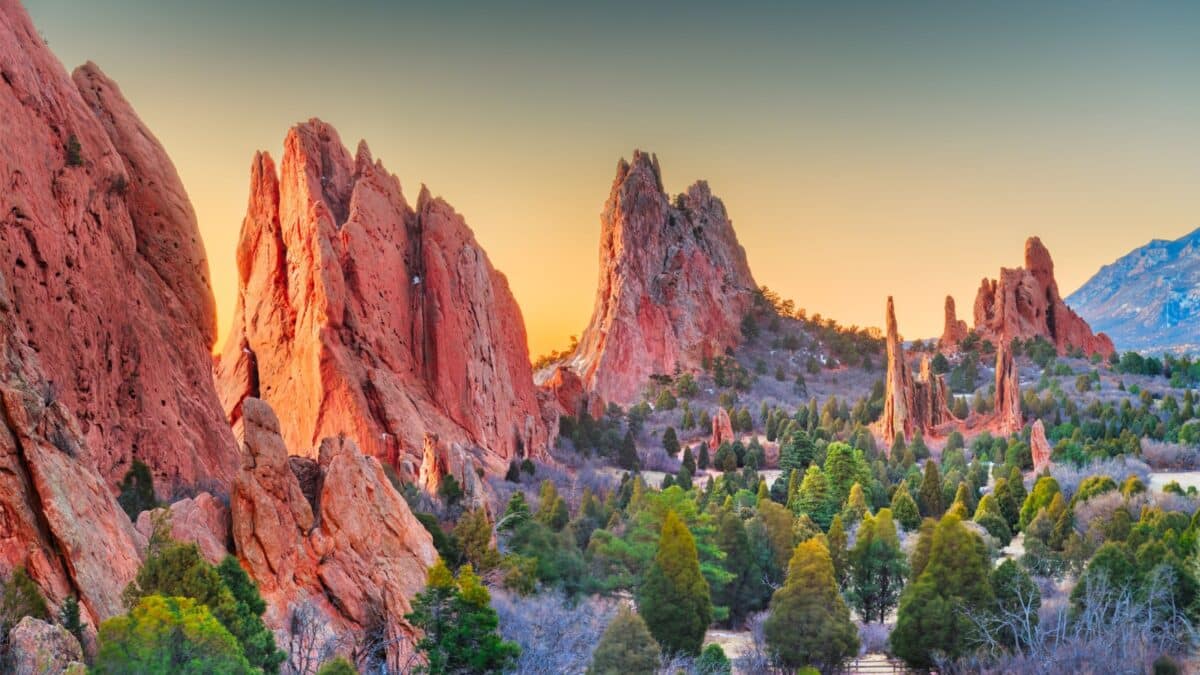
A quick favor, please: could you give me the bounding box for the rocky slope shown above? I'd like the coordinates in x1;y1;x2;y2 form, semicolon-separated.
954;237;1114;358
0;1;238;492
1066;227;1200;354
216;121;549;477
556;151;757;406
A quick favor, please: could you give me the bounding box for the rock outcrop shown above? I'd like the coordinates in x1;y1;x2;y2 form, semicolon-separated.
559;151;757;405
710;407;734;450
878;298;954;445
0;1;237;492
7;616;84;675
961;237;1114;358
994;339;1023;435
417;432;489;514
216;121;548;478
231;398;437;663
135;492;230;565
939;296;969;350
1030;419;1052;473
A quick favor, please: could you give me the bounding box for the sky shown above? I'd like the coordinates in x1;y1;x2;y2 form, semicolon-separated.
25;0;1200;356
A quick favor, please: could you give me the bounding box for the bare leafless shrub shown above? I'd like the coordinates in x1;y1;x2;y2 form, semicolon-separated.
1142;440;1200;470
732;611;776;674
1050;457;1150;502
639;444;681;474
492;589;616;674
283;600;341;675
856;620;891;655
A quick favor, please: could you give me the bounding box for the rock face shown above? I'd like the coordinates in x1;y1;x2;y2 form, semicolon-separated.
1067;227;1200;354
135;492;230;565
710;407;734;449
878;298;954;445
7;616;84;675
1030;419;1052;473
561;151;757;405
231;398;437;663
217;120;548;477
964;237;1114;358
994;340;1023;436
939;296;969;350
417;432;489;514
0;1;237;492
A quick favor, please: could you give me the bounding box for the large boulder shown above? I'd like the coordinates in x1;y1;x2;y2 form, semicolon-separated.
559;151;757;406
216;122;549;478
7;616;84;675
135;492;230;565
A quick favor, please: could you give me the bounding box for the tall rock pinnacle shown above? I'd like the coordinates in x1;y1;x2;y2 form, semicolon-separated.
217;120;550;477
878;297;954;446
561;151;757;405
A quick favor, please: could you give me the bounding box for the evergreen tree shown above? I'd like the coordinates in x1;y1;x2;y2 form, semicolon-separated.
619;430;640;470
827;515;850;589
499;491;532;531
536;480;570;531
117;459;159;520
989;559;1040;650
59;594;83;645
764;539;859;671
698;444;710;471
0;567;48;631
890;486;921;532
681;447;697;475
587;606;661;675
847;509;907;623
217;556;286;673
840;482;870;528
891;514;994;668
455;508;502;572
406;561;520;674
1019;476;1061;530
94;595;252;674
794;465;834;530
917;460;943;518
637;510;713;655
662;427;680;456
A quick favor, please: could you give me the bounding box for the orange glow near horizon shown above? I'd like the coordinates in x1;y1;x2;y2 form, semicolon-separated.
23;1;1200;358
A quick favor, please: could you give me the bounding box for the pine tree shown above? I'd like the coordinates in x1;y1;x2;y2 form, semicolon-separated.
637;510;713;655
918;460;943;518
826;515;850;589
794;465;834;530
536;480;570;531
681;447;697;475
662;427;680;456
117;459;159;520
698;444;710;470
840;482;870;528
1019;476;1061;530
890;486;921;532
847;509;907;623
587;606;661;675
59;594;83;645
764;539;859;671
406;560;520;673
499;491;532;531
619;430;640;470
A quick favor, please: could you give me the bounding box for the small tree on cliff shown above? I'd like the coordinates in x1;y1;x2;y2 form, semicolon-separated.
407;560;520;674
637;510;712;655
117;458;159;520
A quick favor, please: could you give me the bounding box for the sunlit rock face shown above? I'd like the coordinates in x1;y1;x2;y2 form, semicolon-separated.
561;151;757;406
217;120;550;478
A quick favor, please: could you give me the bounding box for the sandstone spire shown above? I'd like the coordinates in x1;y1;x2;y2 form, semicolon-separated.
939;295;968;350
968;237;1114;357
1030;419;1052;473
559;151;757;405
994;339;1023;435
216;120;549;477
879;298;954;446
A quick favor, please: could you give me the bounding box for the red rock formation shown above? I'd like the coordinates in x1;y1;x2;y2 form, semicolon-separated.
7;616;84;675
710;407;735;449
994;339;1023;436
967;238;1114;358
1030;419;1052;473
135;492;230;565
417;432;489;514
0;1;237;492
878;298;955;445
939;296;968;350
217;121;548;477
562;151;757;405
232;398;437;663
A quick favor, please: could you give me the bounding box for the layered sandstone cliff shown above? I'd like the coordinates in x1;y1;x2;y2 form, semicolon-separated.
959;237;1114;358
216;121;548;477
878;298;954;445
0;0;237;492
232;399;437;664
558;151;757;405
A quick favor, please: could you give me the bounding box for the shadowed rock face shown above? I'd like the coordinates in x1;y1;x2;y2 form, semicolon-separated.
0;1;237;493
216;120;549;477
965;237;1114;358
232;398;437;664
562;151;757;406
878;298;954;446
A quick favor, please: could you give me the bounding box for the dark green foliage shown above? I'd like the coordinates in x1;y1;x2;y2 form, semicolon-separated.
662;427;680;456
587;606;661;675
439;473;464;506
59;594;83;645
917;460;943;518
95;595;253;674
637;511;712;655
848;510;907;623
65;134;83;166
696;644;732;674
989;559;1039;650
764;539;859;671
890;487;920;532
218;556;285;673
0;567;48;632
406;561;520;674
619;430;640;470
117;459;159;520
415;512;463;566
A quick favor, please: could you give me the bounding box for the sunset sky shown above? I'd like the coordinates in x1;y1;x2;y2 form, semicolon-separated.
26;0;1200;356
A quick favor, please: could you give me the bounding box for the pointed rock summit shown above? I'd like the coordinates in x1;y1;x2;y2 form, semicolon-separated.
217;120;550;477
878;298;954;445
0;1;237;493
939;295;968;350
1030;419;1052;473
558;151;757;405
994;339;1023;435
952;237;1114;357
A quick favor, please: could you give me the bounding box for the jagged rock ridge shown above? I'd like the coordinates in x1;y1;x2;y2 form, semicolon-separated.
217;120;549;477
556;151;757;405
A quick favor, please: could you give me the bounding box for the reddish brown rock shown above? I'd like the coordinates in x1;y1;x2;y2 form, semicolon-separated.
217;121;548;479
939;296;969;350
562;151;757;405
539;364;601;419
994;339;1023;436
232;398;437;665
135;492;230;565
7;616;84;675
417;432;489;514
968;238;1114;358
710;407;735;449
1030;419;1052;473
0;1;237;492
878;298;955;445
